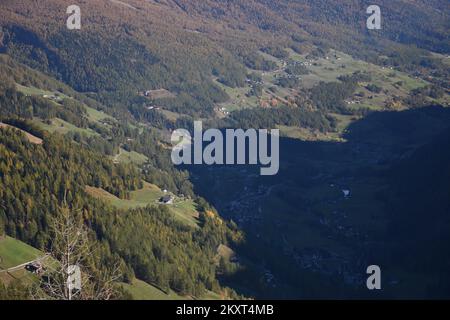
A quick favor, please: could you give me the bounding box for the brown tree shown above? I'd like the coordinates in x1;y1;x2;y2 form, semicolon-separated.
31;203;121;300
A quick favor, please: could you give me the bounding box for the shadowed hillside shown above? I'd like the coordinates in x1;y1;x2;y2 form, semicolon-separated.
184;106;450;298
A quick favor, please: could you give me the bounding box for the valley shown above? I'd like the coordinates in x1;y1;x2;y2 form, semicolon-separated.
187;106;450;298
0;0;449;301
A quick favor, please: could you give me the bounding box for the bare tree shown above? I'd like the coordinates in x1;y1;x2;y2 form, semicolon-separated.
31;203;122;300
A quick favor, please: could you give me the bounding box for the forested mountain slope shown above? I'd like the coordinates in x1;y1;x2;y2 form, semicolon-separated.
0;51;242;299
0;0;448;116
0;0;449;299
0;124;242;298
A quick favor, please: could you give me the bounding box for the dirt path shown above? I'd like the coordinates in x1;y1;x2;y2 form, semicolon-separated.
0;254;50;274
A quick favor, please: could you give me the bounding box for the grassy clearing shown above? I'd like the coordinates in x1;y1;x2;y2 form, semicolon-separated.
129;184;199;228
215;80;258;112
121;278;225;300
0;236;42;269
113;148;148;165
0;267;38;286
15;84;70;106
15;84;56;97
86;182;163;210
17;82;116;131
159;109;182;121
216;47;438;146
85;106;115;123
303;51;426;85
277;124;344;142
32;118;99;137
86;182;199;227
0;237;54;289
219;47;429;115
120;279;186;300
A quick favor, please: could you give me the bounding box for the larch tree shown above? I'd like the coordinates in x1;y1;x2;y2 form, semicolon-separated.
31;202;122;300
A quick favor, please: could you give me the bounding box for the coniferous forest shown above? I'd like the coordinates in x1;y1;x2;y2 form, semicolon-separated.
0;0;449;302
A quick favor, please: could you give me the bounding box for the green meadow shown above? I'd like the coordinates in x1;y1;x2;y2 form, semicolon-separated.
86;182;199;228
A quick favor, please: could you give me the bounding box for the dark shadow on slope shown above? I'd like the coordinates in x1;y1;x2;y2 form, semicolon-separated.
180;105;450;299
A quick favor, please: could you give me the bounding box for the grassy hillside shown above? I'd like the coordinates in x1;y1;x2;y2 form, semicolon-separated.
120;279;186;300
0;236;43;287
0;0;449;300
0;236;223;299
0;0;448;118
121;278;227;300
85;182;200;227
0;236;42;269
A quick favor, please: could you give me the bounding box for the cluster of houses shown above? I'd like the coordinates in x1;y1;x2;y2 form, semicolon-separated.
25;261;45;275
263;268;276;287
345;99;361;105
140;88;175;100
145;105;161;111
296;59;314;67
277;73;302;80
218;107;230;115
246;78;263;86
42;94;63;102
